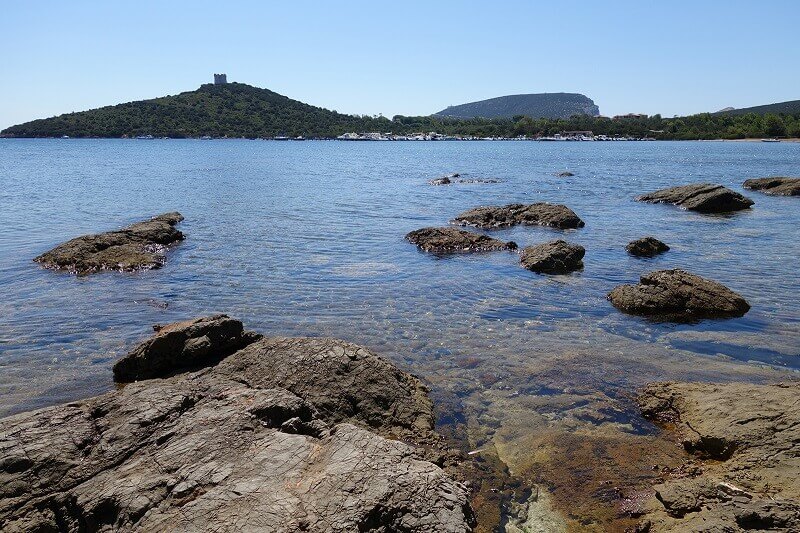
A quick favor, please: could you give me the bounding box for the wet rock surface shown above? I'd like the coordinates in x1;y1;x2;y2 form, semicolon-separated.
556;171;574;177
608;269;750;320
452;203;585;229
34;212;185;275
112;314;262;382
520;240;585;274
636;381;800;532
0;317;475;532
406;227;517;254
637;184;754;213
627;237;670;257
743;177;800;196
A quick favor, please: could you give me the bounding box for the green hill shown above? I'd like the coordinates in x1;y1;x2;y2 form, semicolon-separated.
714;99;800;116
433;93;600;119
1;83;389;138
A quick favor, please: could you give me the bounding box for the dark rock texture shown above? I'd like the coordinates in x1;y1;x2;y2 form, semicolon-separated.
608;269;750;320
0;318;475;532
743;177;800;196
452;203;585;229
636;184;754;213
636;381;800;532
626;237;670;257
406;227;517;254
430;176;454;185
520;240;585;274
556;171;574;177
34;212;185;275
113;314;262;382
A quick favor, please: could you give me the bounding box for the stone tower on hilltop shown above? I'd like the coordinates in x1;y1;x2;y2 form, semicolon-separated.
214;73;227;85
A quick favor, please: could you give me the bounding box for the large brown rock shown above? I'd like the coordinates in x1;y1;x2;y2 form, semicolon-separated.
608;269;750;320
0;318;475;532
635;381;800;532
637;184;754;213
112;314;262;382
452;203;585;229
520;240;585;274
743;177;800;196
34;212;185;275
406;227;517;254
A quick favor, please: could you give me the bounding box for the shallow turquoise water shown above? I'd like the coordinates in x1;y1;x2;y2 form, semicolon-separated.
0;139;798;416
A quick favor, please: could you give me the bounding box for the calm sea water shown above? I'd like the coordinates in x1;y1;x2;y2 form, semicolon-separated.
1;138;798;417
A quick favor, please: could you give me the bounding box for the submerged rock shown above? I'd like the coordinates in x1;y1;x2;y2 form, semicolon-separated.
636;184;754;213
636;381;800;532
626;237;670;257
556;171;575;177
113;314;262;382
34;212;185;274
520;240;585;274
406;227;517;254
608;269;749;320
0;317;475;532
453;203;585;229
743;176;800;196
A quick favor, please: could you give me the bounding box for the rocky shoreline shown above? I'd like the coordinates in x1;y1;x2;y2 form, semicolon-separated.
0;316;476;532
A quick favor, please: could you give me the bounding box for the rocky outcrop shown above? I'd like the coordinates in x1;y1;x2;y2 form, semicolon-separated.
636;381;800;532
406;227;517;254
453;203;585;229
429;174;501;185
112;314;262;382
34;212;185;275
636;184;754;213
556;171;574;177
0;318;475;532
608;269;750;320
626;237;670;257
520;240;585;274
743;177;800;196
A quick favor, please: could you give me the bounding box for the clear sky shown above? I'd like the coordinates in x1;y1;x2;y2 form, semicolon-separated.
2;0;799;130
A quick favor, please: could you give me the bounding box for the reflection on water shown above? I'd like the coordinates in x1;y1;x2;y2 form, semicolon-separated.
1;139;798;529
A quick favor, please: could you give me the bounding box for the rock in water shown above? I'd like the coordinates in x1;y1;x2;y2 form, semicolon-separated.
452;203;585;229
636;184;754;213
34;212;185;274
607;269;749;320
626;237;670;257
113;314;262;382
520;240;585;274
556;171;574;177
0;318;475;532
406;227;517;254
743;176;800;196
430;176;453;185
635;381;800;532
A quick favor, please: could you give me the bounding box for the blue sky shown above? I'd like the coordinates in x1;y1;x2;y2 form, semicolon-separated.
2;1;799;130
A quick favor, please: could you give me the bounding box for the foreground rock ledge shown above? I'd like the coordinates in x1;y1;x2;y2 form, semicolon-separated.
743;176;800;196
608;269;750;320
406;227;517;254
452;203;585;229
34;212;185;275
520;240;585;274
637;184;754;213
636;381;800;532
0;317;475;532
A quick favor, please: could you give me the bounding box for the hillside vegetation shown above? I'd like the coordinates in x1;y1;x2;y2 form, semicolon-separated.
3;83;799;140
